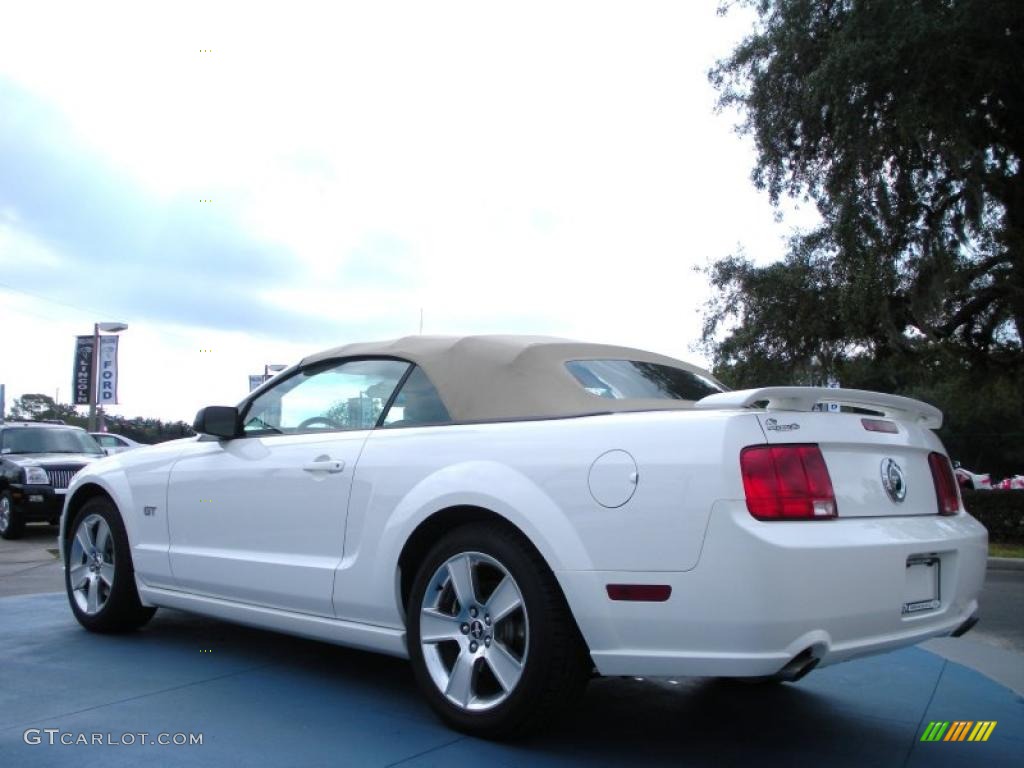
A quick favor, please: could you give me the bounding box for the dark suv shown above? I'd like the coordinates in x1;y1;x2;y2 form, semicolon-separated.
0;421;105;539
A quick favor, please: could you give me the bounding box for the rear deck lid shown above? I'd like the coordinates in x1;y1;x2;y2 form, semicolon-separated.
697;387;952;518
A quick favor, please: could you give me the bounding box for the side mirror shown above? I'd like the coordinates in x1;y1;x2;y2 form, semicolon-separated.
193;406;241;439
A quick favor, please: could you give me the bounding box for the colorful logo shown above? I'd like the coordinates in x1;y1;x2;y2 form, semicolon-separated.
920;721;997;742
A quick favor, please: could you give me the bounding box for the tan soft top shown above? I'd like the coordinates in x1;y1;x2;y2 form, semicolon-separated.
301;335;723;423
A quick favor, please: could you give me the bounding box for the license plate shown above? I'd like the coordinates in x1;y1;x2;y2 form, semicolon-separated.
903;558;940;614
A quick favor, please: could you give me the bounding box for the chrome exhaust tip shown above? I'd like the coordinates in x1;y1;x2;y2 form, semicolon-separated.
776;648;820;682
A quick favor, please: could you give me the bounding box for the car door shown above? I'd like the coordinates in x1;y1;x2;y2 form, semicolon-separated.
166;357;411;616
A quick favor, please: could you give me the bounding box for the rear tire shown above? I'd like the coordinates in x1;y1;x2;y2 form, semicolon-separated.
407;522;591;739
65;496;156;633
0;491;25;540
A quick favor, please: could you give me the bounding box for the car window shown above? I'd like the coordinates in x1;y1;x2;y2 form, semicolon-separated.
565;359;724;401
243;358;411;435
381;366;452;427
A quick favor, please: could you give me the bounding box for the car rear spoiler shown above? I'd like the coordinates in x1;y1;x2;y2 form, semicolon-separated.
694;387;943;429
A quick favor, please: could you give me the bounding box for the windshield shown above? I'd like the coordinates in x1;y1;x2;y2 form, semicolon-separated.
1;428;104;455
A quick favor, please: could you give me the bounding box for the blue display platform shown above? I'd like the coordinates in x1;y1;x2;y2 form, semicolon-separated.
1;593;1020;767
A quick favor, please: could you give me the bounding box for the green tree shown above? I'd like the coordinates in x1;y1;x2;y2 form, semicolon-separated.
100;414;195;444
702;0;1024;476
8;394;85;426
708;0;1022;358
5;395;193;444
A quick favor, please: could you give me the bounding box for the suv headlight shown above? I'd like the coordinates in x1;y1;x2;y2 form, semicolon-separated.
23;466;50;485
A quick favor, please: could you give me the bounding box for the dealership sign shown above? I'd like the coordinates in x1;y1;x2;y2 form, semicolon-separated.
98;336;120;404
73;337;94;405
73;336;120;405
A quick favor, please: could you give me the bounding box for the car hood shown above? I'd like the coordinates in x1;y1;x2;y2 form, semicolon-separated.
5;453;105;468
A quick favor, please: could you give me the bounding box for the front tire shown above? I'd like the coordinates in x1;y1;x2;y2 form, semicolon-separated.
65;496;156;633
0;491;25;540
407;522;591;738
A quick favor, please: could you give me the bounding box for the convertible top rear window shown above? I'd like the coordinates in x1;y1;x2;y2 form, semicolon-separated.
565;360;724;402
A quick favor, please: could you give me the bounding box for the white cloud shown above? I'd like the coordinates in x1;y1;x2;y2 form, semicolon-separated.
0;1;820;421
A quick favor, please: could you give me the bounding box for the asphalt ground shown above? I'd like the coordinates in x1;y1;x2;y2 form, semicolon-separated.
0;525;62;597
1;523;1022;766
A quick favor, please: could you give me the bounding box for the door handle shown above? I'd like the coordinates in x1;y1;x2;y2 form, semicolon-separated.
302;459;345;474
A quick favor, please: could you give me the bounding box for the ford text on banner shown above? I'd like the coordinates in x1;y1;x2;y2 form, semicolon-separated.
97;335;119;405
73;336;95;405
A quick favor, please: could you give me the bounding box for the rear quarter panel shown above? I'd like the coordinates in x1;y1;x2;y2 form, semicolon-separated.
334;410;765;627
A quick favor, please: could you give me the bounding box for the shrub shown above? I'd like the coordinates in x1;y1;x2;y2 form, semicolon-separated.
961;490;1024;544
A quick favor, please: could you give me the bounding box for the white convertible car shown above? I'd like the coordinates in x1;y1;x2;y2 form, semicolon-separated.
61;335;987;736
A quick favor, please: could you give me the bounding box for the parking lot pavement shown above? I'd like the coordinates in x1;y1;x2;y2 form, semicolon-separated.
969;569;1024;653
0;525;63;597
1;523;1022;765
0;594;1021;766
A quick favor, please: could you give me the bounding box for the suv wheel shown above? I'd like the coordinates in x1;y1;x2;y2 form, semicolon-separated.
407;522;591;738
65;496;156;633
0;491;25;540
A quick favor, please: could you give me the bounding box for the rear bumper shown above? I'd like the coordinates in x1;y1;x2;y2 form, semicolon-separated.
557;501;988;677
8;484;65;521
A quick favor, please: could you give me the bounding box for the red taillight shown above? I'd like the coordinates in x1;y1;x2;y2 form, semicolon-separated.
928;452;960;516
740;444;837;520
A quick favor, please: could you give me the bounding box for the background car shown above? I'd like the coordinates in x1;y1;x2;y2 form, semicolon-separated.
994;475;1024;490
954;464;993;490
89;432;144;455
0;421;104;539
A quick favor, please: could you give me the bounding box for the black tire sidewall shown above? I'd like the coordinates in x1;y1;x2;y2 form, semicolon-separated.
407;523;569;736
65;496;150;632
0;490;24;539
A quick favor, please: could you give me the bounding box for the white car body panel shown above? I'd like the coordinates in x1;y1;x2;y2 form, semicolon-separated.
165;429;370;616
62;401;988;678
333;411;765;629
564;500;985;676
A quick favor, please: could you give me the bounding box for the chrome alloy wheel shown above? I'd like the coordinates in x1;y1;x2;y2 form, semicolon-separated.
419;551;529;711
69;513;115;615
0;495;10;533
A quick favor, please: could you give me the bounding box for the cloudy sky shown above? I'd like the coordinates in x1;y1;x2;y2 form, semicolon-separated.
0;1;815;423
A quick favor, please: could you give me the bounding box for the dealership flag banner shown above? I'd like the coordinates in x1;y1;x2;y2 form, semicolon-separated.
73;336;95;405
97;335;120;405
